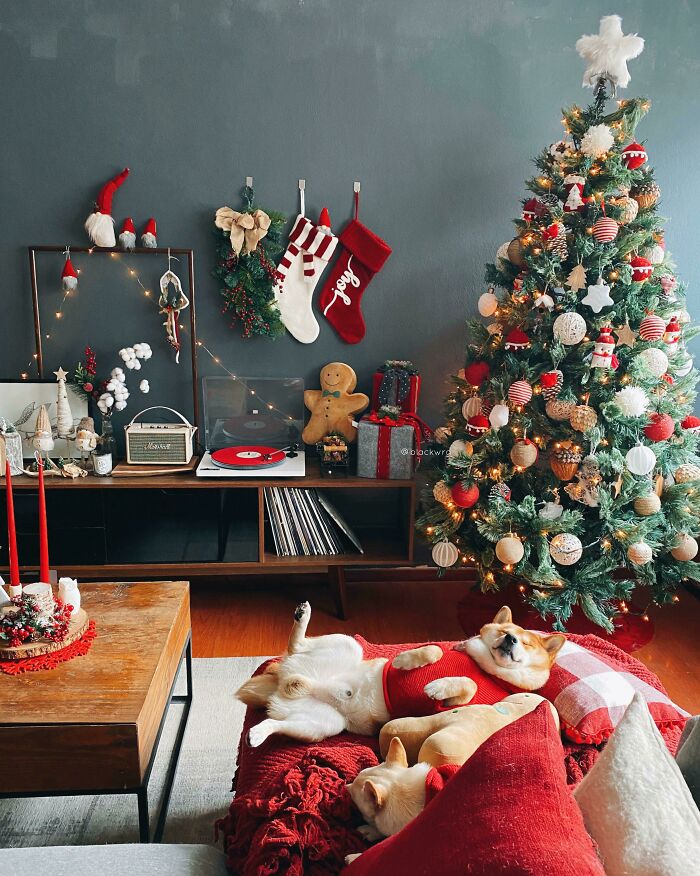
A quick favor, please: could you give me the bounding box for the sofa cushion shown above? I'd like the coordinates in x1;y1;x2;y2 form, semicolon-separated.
575;693;700;876
345;702;604;876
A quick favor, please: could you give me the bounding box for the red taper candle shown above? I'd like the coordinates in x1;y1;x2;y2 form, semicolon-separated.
5;460;20;586
37;457;49;583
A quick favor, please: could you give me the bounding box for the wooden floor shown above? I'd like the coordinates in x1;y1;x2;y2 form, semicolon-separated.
190;574;700;713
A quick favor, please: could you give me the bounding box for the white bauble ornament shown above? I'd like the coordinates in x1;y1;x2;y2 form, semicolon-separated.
674;463;700;484
432;539;459;568
675;354;693;378
478;291;498;317
645;244;665;265
495;535;525;565
540;500;564;520
614;386;649;418
448;439;471;459
462;397;483;419
625;444;656;476
671;534;698;561
489;403;510;430
495;242;511;270
549;533;583;565
639;347;669;378
553;312;587;345
627;542;653;565
580;124;614;158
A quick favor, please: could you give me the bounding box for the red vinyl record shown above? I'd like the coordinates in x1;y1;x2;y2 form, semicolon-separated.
211;445;286;469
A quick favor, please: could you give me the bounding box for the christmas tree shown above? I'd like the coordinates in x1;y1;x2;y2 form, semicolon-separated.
419;17;700;630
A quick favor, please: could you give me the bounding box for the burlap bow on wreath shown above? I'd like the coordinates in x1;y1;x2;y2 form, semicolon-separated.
215;206;271;255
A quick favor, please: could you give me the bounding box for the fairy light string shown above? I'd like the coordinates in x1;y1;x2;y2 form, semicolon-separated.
22;248;298;425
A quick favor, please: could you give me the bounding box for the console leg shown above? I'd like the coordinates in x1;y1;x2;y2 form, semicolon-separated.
329;566;347;620
137;787;150;842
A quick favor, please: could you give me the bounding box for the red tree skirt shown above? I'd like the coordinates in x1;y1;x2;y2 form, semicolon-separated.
457;589;654;653
0;621;97;675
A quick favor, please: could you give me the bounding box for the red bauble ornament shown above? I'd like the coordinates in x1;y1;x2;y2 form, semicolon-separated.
504;328;530;351
83;382;93;392
463;361;490;388
622;142;648;170
630;256;653;283
592;216;619;243
643;413;675;442
451;481;480;508
466;414;490;436
508;380;533;406
639;313;666;341
681;415;700;433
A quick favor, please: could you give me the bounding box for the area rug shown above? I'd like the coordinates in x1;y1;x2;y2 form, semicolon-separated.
0;656;267;848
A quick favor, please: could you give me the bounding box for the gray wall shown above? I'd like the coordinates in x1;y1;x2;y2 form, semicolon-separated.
1;0;699;430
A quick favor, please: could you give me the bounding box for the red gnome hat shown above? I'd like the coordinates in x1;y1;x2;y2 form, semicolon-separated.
141;218;157;248
61;257;78;291
119;217;136;251
318;207;331;230
85;168;129;248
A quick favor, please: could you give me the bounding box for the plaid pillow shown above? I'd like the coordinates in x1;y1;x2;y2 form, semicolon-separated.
537;637;690;744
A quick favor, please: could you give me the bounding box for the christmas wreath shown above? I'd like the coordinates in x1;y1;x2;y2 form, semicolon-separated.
213;185;286;339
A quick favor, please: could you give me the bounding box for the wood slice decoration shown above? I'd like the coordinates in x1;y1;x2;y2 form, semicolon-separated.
0;608;89;660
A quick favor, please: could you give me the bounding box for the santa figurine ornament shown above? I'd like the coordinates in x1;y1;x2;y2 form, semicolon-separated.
61;254;78;292
141;218;158;248
591;326;617;369
119;218;136;251
85;168;129;247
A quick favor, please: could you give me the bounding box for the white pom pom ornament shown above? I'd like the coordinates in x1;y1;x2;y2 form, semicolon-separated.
489;404;510;430
639;347;669;378
580;124;614;158
614;386;649;418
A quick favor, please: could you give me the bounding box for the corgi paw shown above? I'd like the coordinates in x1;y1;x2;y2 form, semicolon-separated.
392;651;420;670
345;853;362;865
294;601;311;622
453;639;471;653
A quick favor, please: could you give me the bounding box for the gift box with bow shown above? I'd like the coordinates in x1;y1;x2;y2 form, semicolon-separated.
357;406;433;480
371;360;421;414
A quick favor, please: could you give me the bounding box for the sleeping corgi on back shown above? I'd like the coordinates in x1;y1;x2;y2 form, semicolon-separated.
237;603;565;747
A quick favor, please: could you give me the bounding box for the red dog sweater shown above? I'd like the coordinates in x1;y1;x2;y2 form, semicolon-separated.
382;646;511;718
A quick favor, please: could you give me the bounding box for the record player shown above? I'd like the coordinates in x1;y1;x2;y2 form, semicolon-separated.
196;376;306;478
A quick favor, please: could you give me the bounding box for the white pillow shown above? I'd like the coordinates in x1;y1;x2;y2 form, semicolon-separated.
574;692;700;875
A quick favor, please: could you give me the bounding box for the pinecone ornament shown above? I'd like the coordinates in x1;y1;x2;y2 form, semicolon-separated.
614;187;639;224
631;181;661;210
433;481;453;506
546;225;568;260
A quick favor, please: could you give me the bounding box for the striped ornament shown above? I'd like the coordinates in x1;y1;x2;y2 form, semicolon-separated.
508;380;533;406
639;313;666;341
592;216;619;243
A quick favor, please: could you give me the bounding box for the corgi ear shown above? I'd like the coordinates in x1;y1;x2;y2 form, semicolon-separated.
493;605;512;625
385;736;408;768
363;780;385;810
542;633;566;658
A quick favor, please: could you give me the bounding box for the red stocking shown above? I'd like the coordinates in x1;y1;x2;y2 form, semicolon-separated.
319;207;391;344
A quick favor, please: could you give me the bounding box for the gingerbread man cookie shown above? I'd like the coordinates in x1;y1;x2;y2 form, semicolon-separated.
302;362;369;444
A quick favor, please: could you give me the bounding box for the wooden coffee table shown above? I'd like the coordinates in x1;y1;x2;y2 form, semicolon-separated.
0;580;192;843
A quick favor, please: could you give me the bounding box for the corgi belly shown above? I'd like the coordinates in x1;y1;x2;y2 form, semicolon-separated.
382;647;511;718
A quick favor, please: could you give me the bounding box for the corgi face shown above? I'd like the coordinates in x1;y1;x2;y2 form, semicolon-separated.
464;606;565;691
347;737;426;838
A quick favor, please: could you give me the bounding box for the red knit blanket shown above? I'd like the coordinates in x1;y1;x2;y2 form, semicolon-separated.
215;633;684;876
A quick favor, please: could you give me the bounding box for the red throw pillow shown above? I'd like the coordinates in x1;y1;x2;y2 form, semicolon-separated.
344;702;605;876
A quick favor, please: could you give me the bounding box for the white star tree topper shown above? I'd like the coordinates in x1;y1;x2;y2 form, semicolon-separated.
582;277;614;313
576;15;644;93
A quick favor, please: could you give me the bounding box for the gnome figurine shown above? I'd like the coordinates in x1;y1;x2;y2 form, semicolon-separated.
591;326;617;369
141;218;157;248
32;404;54;461
85;168;130;248
119;217;136;251
75;416;98;469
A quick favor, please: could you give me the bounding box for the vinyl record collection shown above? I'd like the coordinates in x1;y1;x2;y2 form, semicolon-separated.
264;487;363;558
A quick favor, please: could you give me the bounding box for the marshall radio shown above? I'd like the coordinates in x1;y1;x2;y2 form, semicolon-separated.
124;406;197;465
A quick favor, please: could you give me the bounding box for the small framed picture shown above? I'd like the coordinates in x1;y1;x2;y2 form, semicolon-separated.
0;378;89;459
